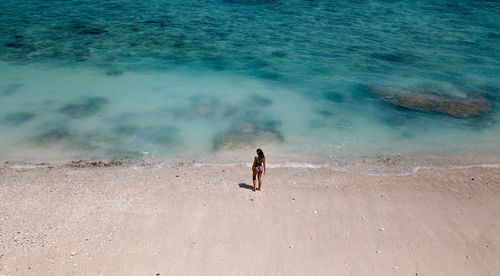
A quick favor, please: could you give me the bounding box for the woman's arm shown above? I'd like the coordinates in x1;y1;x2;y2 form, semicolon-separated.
263;158;266;175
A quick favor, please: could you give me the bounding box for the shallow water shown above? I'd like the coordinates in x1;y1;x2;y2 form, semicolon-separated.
0;0;499;160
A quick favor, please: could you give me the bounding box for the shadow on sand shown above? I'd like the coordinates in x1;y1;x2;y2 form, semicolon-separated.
238;183;254;190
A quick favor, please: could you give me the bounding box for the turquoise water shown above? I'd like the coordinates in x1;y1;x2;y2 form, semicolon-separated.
0;0;499;160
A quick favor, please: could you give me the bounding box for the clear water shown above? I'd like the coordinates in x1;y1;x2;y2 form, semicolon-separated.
0;0;499;160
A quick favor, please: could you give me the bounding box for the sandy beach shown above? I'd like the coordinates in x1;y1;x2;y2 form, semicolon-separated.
1;156;499;276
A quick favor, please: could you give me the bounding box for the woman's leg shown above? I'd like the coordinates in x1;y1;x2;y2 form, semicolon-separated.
252;168;257;191
257;171;263;190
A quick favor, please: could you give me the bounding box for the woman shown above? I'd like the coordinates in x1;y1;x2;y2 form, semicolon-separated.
252;148;266;191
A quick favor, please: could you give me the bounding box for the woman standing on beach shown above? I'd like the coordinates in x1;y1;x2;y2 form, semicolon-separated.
252;148;266;191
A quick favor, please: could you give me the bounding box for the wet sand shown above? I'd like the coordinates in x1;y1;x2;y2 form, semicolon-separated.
1;156;500;275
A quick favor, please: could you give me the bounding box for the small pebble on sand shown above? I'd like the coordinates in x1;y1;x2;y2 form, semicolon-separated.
70;251;77;256
379;227;385;231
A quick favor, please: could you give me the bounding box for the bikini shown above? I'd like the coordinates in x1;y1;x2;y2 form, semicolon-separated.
255;158;263;172
253;157;263;180
255;161;263;172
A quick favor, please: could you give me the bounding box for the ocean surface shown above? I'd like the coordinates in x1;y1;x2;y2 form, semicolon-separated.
1;0;499;161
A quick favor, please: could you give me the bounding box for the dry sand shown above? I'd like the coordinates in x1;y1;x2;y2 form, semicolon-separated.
1;156;500;275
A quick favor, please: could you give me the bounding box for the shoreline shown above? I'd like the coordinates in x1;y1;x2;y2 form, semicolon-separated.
3;153;500;176
1;153;500;275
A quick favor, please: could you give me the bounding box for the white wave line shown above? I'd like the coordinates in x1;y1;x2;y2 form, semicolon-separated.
7;164;49;169
366;163;500;176
194;162;327;169
193;162;500;176
6;161;500;176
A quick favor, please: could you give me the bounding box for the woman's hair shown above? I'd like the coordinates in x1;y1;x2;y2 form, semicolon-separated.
256;148;265;159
